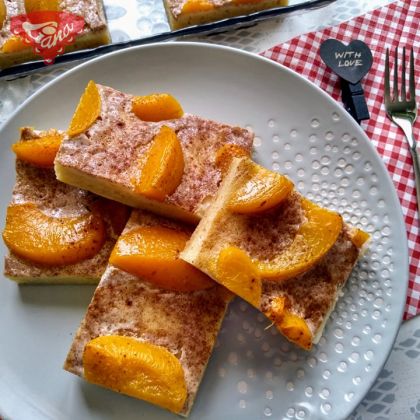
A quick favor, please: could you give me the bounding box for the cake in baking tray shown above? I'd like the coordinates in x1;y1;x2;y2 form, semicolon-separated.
164;0;288;30
2;127;128;284
54;82;254;224
181;157;370;350
64;209;231;416
0;0;110;69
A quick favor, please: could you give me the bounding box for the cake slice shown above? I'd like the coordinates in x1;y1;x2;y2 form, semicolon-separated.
54;83;254;224
2;127;128;284
181;157;369;350
64;209;231;416
0;0;110;69
164;0;288;30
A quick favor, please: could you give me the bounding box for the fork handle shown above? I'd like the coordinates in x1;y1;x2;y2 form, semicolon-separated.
395;117;420;217
410;145;420;216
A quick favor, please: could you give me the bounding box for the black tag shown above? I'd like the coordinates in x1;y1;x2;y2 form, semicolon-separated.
319;39;373;84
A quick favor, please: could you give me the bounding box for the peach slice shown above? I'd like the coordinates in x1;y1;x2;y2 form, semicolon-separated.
181;0;215;13
109;225;214;291
131;93;184;122
24;0;59;12
83;335;187;413
350;227;370;249
265;297;312;350
2;36;29;53
67;80;101;138
228;163;294;214
257;198;342;280
217;246;261;308
134;126;184;201
12;133;63;168
215;144;251;176
0;0;6;30
2;203;106;265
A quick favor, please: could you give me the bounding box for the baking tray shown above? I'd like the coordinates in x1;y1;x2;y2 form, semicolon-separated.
0;0;335;78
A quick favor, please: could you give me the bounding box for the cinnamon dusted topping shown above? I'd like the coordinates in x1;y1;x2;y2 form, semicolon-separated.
123;206;194;236
60;0;107;31
241;191;303;261
182;156;362;344
194;190;303;266
12;160;93;217
261;226;359;334
167;0;232;18
56;84;253;216
4;128;120;279
64;210;230;415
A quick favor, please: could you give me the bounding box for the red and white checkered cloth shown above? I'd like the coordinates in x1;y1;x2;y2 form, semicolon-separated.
261;0;419;320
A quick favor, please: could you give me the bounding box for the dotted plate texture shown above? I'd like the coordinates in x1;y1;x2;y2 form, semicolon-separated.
0;43;408;420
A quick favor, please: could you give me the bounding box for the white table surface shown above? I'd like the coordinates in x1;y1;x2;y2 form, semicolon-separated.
1;1;419;419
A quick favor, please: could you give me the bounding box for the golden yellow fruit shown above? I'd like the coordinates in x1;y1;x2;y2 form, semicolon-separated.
217;246;261;308
228;163;294;214
265;296;312;350
109;225;214;291
132;93;184;122
215;144;251;176
67;80;101;137
2;36;28;53
280;312;312;350
2;203;106;265
181;0;215;13
24;0;59;12
0;0;6;31
83;335;187;413
134;126;185;201
350;228;370;249
12;133;63;168
257;198;342;280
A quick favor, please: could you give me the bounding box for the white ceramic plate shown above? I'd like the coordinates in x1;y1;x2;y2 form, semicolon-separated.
0;43;408;420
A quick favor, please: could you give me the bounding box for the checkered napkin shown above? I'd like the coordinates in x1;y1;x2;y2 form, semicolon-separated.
261;0;419;320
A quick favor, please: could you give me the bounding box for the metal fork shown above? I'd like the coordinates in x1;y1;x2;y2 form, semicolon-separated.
384;47;419;214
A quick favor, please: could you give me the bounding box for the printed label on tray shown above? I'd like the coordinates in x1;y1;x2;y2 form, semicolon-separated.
10;11;84;64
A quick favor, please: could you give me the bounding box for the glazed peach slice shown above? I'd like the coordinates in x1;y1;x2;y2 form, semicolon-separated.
1;36;29;53
83;335;187;413
109;225;214;292
67;80;101;137
24;0;60;12
134;126;184;201
350;227;370;249
12;132;63;168
0;0;6;30
132;93;184;122
215;144;251;176
265;297;312;350
228;163;294;214
2;203;106;265
257;198;343;281
181;0;214;13
217;246;261;308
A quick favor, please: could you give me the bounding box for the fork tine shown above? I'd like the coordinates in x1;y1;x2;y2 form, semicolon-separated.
393;47;399;100
401;47;406;101
409;47;415;102
384;49;391;102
